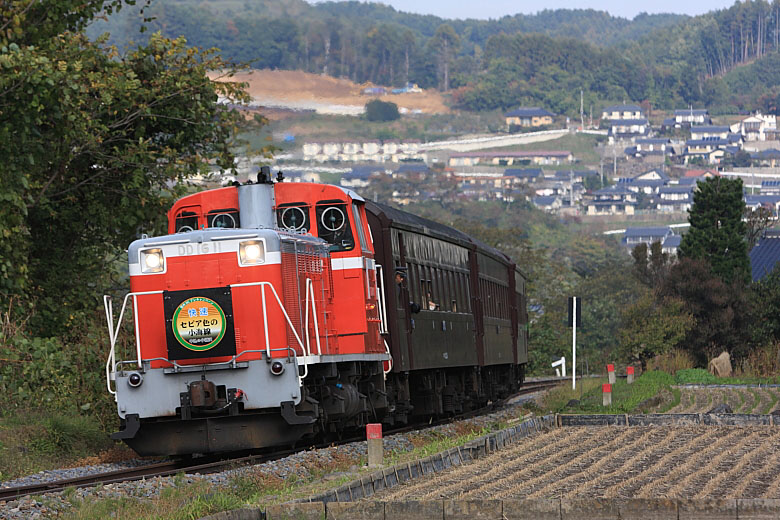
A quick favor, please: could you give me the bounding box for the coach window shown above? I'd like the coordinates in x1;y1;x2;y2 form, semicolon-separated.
351;204;370;253
316;200;354;252
277;202;310;233
207;208;240;229
175;207;200;232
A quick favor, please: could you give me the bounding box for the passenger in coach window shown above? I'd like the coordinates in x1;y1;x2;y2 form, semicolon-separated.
427;292;439;311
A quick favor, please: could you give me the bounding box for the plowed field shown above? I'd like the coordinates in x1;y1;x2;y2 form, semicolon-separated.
373;426;780;500
665;387;780;414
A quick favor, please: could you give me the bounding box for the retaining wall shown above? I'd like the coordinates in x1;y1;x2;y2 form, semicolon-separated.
201;413;780;520
558;413;780;426
206;498;780;519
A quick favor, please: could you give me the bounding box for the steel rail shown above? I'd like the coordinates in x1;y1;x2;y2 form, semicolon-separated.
0;379;563;501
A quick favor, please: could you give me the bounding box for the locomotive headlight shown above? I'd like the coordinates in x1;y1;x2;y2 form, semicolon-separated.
239;240;265;266
140;248;165;273
127;372;143;388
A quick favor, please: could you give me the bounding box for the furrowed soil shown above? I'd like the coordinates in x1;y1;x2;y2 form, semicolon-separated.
371;426;780;500
663;387;780;414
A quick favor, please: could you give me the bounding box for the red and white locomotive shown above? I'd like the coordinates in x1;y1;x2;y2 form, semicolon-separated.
105;168;528;455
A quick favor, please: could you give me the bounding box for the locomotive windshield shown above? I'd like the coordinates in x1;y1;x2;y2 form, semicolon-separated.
276;202;311;233
316;200;354;252
207;208;240;229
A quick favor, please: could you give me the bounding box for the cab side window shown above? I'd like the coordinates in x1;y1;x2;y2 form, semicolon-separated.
175;208;199;233
277;202;311;233
316;200;354;252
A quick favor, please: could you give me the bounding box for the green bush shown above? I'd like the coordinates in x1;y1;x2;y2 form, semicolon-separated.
365;99;400;122
675;368;718;384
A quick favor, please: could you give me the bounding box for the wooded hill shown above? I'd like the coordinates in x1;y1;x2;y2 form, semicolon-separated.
88;0;780;115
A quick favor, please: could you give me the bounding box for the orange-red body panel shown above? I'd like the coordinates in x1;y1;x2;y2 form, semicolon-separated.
134;182;383;367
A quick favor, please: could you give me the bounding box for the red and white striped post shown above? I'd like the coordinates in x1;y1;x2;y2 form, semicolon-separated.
607;364;616;385
602;383;612;407
366;423;383;467
626;366;635;385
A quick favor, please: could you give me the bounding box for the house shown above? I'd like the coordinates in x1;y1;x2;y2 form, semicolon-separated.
448;150;573;167
751;149;780;167
505;168;543;182
662;234;682;255
690;125;730;140
608;119;650;143
586;185;637;215
625;138;672;160
602;104;645;120
745;194;780;216
341;165;384;188
673;109;711;127
732;113;777;141
760;180;780;195
617;169;670;195
623;227;674;250
682;138;739;164
505;107;556;129
657;185;694;212
532;196;562;212
395;163;431;177
749;230;780;281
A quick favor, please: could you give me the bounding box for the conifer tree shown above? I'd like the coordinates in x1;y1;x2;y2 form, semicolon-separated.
678;177;750;285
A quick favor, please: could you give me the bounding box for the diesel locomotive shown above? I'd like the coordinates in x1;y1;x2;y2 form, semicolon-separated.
104;168;528;455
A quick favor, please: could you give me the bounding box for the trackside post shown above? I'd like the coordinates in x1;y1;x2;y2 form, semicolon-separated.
367;423;383;467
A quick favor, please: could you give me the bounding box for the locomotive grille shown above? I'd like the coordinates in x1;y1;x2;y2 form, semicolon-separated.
280;239;329;352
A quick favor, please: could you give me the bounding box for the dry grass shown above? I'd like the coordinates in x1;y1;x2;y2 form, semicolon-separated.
737;343;780;377
647;349;696;373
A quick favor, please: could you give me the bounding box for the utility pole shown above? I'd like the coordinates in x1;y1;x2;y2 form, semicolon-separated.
580;90;584;130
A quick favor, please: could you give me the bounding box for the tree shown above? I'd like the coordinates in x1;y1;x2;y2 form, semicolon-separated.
678;177;750;285
617;293;694;371
430;24;459;92
365;99;400;121
659;258;750;364
744;206;773;250
0;1;250;334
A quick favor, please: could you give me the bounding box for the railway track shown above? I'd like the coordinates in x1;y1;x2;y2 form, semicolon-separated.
0;378;563;502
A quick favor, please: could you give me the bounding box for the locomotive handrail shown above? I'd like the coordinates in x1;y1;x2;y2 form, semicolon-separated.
375;265;388;334
230;281;315;384
103;291;164;397
304;278;322;358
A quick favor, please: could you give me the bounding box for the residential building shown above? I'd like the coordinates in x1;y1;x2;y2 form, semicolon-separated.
532;196;562;212
673;109;711;127
586;185;637;215
448;150;573;167
690;125;731;140
662;235;682;256
602;104;645;120
505;107;556;129
617;169;670;195
505;168;544;182
760;180;780;195
622;227;674;250
749;230;780;281
657;185;694;212
745;194;780;216
751;149;780;167
608;118;650;143
732;113;777;141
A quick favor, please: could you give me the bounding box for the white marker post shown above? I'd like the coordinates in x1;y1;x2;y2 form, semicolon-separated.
551;356;566;378
568;297;580;390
